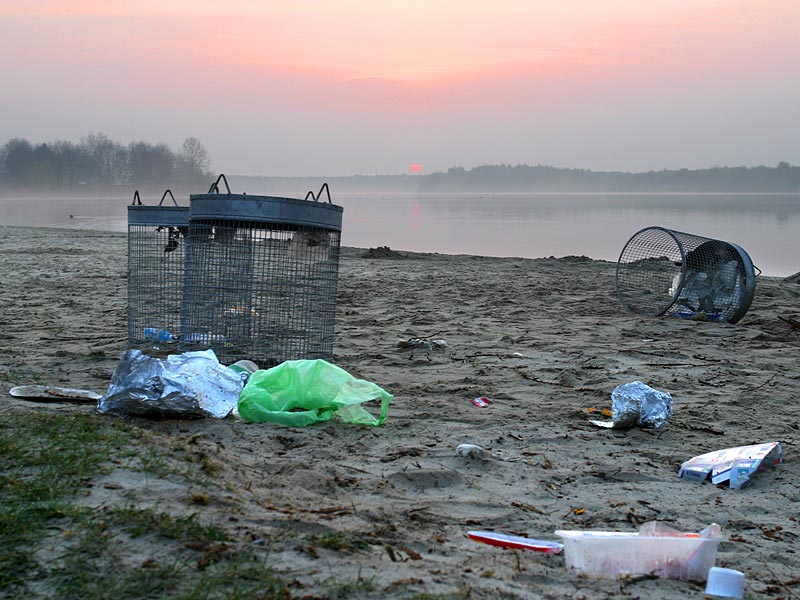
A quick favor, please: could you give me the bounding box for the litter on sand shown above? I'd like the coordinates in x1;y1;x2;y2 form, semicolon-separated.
469;522;723;582
590;381;673;429
9;385;101;404
678;441;783;489
555;521;723;581
98;349;243;419
455;444;520;462
237;359;392;427
467;530;564;554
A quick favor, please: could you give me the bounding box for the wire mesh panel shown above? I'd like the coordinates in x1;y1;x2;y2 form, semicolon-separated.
179;190;343;366
616;226;756;324
127;191;189;346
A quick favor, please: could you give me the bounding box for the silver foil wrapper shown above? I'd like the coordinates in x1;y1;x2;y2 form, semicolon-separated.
98;349;243;419
591;381;673;429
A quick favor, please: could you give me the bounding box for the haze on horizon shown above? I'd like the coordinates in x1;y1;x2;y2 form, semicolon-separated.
1;1;798;178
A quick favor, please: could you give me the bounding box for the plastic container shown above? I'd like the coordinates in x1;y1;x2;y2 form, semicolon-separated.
554;523;722;581
143;327;178;343
705;567;745;598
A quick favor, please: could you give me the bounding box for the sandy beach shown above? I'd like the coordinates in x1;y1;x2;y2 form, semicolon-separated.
1;225;798;599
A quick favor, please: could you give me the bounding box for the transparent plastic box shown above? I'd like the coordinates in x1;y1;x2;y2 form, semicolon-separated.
555;523;722;581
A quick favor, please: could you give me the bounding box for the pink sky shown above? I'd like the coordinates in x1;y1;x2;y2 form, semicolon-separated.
1;0;798;176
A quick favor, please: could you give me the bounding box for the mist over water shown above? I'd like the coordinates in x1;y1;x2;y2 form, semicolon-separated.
1;191;798;277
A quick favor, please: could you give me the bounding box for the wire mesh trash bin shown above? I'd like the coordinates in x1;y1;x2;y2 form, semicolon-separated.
127;190;189;346
179;179;343;366
616;226;756;324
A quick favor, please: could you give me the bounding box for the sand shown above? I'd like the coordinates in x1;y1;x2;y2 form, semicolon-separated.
1;225;798;598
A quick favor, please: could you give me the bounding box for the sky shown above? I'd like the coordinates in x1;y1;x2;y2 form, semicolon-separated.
1;0;799;177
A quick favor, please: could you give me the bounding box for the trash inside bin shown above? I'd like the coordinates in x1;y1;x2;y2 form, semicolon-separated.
127;189;189;346
179;178;343;366
616;226;756;324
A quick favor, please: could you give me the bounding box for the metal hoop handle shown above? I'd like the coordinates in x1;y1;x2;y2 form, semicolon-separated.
158;189;178;206
208;173;231;194
303;182;332;203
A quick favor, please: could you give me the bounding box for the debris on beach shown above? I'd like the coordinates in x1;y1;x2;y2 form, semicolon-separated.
237;359;392;427
678;442;783;489
467;530;564;554
10;385;101;404
98;349;243;419
456;444;520;462
778;315;800;330
471;396;490;408
706;567;746;599
361;246;408;259
397;337;448;350
590;381;673;429
457;444;488;459
555;521;723;581
469;523;723;581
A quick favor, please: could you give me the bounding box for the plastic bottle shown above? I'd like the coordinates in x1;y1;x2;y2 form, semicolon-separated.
144;328;177;343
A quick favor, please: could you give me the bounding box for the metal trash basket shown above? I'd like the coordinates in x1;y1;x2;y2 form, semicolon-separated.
616;226;756;324
127;189;189;346
179;176;343;365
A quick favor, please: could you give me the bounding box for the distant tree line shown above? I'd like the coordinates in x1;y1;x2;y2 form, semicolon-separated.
0;133;211;188
417;162;800;193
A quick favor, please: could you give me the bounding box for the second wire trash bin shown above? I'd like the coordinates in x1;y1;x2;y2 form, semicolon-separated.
127;189;189;347
179;176;343;366
616;226;756;324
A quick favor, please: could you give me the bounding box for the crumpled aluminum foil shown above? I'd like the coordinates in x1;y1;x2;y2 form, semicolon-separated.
97;349;244;419
591;381;673;429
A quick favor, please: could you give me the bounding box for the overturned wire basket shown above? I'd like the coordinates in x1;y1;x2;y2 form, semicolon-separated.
179;175;343;366
616;226;756;324
127;189;189;346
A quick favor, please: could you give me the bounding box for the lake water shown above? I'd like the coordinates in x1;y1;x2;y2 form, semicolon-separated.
1;191;798;276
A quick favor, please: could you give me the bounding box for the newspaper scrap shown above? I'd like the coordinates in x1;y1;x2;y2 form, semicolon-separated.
678;442;783;489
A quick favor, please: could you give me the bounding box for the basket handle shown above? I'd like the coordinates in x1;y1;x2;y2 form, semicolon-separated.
304;182;331;203
208;173;231;194
158;189;178;206
315;182;331;203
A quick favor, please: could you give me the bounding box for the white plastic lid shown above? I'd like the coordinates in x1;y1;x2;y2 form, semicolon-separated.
705;567;745;599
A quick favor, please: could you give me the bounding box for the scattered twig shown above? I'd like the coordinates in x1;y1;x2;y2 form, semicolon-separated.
746;372;778;392
618;572;660;588
511;501;547;515
763;563;799;599
336;463;371;474
778;315;800;330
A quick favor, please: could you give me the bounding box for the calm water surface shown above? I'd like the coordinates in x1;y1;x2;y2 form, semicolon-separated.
1;192;798;276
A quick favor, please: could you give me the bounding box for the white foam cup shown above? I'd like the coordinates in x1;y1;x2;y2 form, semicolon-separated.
705;567;745;599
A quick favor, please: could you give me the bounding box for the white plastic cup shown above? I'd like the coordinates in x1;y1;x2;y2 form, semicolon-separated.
705;567;745;599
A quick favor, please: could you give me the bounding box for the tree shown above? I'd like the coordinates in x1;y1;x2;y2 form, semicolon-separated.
29;143;60;187
127;141;175;185
82;132;126;184
0;138;35;186
178;137;210;181
51;140;90;185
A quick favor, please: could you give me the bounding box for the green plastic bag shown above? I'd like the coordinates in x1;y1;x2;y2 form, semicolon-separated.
237;359;392;426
